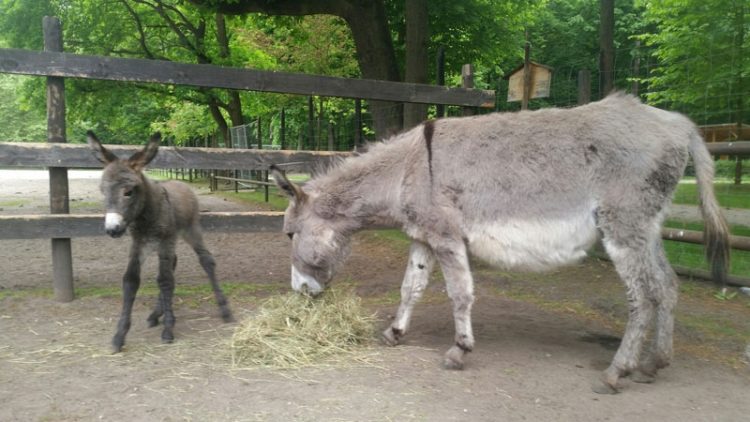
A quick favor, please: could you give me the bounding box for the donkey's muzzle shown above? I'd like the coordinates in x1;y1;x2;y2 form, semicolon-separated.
105;212;127;238
106;227;127;238
291;265;324;297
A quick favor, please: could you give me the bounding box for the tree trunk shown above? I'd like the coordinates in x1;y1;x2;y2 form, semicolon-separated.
194;0;403;139
599;0;615;97
403;0;429;129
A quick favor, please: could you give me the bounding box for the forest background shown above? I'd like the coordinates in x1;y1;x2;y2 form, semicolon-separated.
0;0;746;151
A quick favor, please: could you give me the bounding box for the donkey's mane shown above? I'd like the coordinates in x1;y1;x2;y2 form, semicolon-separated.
306;129;412;191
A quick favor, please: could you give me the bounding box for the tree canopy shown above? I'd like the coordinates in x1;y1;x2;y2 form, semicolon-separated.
0;0;747;145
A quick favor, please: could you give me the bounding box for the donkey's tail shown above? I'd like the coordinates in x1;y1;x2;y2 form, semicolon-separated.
688;131;730;284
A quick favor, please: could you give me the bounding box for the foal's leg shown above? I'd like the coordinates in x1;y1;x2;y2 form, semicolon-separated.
147;256;176;327
146;292;163;327
183;226;233;322
382;241;435;346
632;240;678;383
156;239;178;343
432;239;475;370
112;241;144;353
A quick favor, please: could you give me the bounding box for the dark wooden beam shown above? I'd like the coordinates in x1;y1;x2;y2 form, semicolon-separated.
0;48;496;108
662;227;750;251
0;212;284;240
0;142;348;171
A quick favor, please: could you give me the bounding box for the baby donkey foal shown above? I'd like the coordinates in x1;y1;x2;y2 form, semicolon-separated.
87;131;233;352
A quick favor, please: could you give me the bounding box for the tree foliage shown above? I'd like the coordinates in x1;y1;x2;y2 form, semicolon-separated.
638;0;748;125
0;0;747;145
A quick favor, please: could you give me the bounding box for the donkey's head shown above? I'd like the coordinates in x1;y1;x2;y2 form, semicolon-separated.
271;165;352;296
87;131;161;238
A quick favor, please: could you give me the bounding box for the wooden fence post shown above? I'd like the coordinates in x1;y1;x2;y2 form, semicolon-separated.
355;99;363;148
436;46;446;118
461;64;475;116
280;108;286;150
44;16;74;302
578;69;591;105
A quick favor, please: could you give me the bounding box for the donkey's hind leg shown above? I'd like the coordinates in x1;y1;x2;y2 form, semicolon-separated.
184;226;233;322
383;241;435;346
594;220;662;393
631;239;678;384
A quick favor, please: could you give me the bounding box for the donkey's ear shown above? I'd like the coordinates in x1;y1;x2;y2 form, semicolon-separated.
270;164;306;202
86;131;117;164
128;132;161;171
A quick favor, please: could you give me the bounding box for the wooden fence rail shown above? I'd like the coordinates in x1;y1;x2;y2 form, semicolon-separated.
0;212;284;240
0;142;346;171
0;48;496;108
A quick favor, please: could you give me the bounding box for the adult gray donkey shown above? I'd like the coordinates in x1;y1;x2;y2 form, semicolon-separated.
270;93;729;394
88;131;233;353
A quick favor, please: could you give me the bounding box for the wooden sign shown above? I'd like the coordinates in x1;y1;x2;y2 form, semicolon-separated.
506;62;553;102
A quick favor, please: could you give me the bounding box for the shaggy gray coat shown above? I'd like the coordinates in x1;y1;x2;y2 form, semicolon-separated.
272;93;729;393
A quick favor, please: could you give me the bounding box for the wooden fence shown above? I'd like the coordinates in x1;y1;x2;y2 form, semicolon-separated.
0;16;494;302
1;17;749;301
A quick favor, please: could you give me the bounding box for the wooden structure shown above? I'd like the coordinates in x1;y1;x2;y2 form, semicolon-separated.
0;16;495;302
505;61;553;104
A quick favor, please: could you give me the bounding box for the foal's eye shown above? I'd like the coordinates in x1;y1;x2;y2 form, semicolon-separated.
123;189;133;197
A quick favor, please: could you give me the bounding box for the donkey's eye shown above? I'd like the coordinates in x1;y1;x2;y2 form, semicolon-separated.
123;189;133;197
287;233;294;240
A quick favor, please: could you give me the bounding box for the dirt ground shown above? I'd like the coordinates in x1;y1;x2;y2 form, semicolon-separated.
1;170;750;421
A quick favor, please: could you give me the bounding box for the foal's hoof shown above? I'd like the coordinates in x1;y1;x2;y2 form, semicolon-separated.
147;317;159;328
442;345;466;370
381;327;402;347
112;335;125;354
161;330;174;344
221;310;235;323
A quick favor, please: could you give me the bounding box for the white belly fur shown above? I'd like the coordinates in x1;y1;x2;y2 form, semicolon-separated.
466;209;598;272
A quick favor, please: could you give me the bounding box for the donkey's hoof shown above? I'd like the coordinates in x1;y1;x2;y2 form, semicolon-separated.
591;380;619;394
161;330;174;344
442;345;465;370
381;327;402;347
631;370;656;384
147;317;159;328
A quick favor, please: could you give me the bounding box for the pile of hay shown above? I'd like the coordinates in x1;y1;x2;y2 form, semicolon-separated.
230;289;377;369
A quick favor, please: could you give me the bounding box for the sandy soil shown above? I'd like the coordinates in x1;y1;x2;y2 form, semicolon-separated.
1;170;749;421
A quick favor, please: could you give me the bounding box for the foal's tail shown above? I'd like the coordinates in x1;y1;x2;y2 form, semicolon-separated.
688;131;730;284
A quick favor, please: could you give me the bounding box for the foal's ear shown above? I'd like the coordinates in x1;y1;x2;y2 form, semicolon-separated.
270;164;306;203
86;131;117;164
128;132;161;171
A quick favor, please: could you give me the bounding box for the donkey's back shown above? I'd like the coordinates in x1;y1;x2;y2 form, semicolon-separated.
420;94;701;271
159;180;201;231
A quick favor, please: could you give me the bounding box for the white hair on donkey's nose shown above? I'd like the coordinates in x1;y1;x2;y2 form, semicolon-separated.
291;265;323;296
105;212;124;230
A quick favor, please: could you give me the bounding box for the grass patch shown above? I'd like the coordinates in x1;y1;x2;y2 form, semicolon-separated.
215;189;289;211
673;180;750;209
663;220;750;277
0;199;30;207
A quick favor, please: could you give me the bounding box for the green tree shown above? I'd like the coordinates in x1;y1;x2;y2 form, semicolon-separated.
638;0;748;126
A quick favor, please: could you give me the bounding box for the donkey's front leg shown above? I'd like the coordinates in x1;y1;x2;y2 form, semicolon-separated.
383;241;435;346
156;243;177;343
433;240;475;370
112;242;143;353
